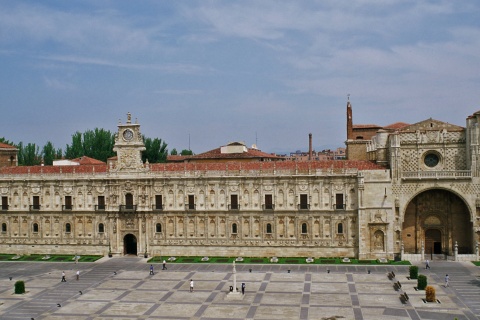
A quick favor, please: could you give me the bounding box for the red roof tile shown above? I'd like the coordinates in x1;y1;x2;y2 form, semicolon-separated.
188;146;282;160
0;142;17;149
71;156;106;165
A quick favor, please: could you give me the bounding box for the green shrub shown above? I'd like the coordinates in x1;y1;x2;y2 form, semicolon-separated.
14;280;25;294
417;274;427;290
409;265;418;279
425;285;436;302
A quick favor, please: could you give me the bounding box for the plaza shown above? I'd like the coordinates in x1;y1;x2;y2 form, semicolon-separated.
0;257;479;319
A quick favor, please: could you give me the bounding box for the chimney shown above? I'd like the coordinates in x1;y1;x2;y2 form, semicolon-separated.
309;133;313;160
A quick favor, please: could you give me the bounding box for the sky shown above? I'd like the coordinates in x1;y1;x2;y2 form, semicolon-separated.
1;1;479;155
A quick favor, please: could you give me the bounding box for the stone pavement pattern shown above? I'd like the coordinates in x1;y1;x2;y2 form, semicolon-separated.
0;258;479;319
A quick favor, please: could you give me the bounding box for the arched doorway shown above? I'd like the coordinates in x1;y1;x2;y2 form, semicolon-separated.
124;234;137;255
402;189;472;255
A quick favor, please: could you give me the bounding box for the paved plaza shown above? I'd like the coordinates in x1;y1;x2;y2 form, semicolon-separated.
0;257;479;320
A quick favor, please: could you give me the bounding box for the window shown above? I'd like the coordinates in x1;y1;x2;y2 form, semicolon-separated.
33;223;39;233
299;194;308;209
125;193;134;209
188;195;195;210
337;223;343;234
424;152;440;168
1;223;6;232
265;194;273;210
232;223;238;234
97;196;105;210
1;196;8;210
98;223;104;233
301;223;307;234
65;223;71;233
156;223;162;233
230;194;238;210
64;196;72;210
32;196;40;210
335;194;344;210
155;195;163;210
266;223;272;234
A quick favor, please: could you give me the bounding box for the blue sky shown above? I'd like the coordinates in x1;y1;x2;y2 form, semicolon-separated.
1;1;479;155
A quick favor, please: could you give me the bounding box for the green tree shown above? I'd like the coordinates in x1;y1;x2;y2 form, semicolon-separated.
42;141;56;165
170;148;178;155
142;136;168;163
65;129;116;162
65;131;83;159
180;149;193;156
18;142;41;166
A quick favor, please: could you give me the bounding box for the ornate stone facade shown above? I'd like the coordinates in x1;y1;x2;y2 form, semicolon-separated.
1;109;480;261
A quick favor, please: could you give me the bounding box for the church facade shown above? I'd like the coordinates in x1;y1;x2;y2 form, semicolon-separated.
0;108;479;261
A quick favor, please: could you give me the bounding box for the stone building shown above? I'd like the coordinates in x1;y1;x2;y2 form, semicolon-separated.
0;107;479;261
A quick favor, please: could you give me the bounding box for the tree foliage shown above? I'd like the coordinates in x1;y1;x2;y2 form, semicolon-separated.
180;149;193;156
65;129;116;162
170;148;178;155
142;136;168;163
42;141;56;165
18;142;41;166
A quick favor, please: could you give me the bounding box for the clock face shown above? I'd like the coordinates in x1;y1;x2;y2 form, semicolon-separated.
424;153;439;168
123;129;134;141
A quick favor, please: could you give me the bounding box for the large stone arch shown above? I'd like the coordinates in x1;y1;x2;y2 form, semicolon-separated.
402;189;473;255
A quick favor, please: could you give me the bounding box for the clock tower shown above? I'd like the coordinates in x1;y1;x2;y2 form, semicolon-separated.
112;112;146;171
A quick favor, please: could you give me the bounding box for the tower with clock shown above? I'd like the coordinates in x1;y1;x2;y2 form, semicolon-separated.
112;112;146;171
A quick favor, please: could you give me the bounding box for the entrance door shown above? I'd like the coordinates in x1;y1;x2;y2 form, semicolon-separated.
425;229;442;254
125;193;134;210
123;234;137;255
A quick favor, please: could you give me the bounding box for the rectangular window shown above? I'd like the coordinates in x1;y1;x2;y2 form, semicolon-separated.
188;195;195;210
155;195;163;210
1;196;8;210
230;195;238;210
32;196;40;210
64;196;72;210
335;194;344;210
300;194;308;210
97;196;105;210
265;194;273;210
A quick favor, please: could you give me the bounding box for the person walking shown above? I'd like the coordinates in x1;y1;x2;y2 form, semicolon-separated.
150;264;154;275
425;259;430;269
76;270;80;281
241;283;245;295
162;260;167;270
61;271;66;282
445;274;449;287
190;279;194;292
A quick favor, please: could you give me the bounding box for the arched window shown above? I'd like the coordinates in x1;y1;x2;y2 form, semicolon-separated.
98;223;104;233
301;223;307;234
232;223;238;234
1;223;6;232
65;223;71;233
337;223;343;234
156;223;162;233
33;223;39;233
266;223;272;234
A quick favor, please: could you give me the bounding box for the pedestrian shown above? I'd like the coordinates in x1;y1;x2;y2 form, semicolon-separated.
76;270;80;281
445;274;449;287
241;283;245;295
425;259;430;269
150;264;154;275
162;260;167;270
190;279;194;292
61;271;66;282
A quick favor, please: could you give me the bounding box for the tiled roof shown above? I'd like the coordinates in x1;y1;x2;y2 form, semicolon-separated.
149;160;384;172
0;160;385;175
0;165;108;174
167;155;191;162
0;142;17;149
71;156;106;165
188;147;282;160
383;122;410;130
